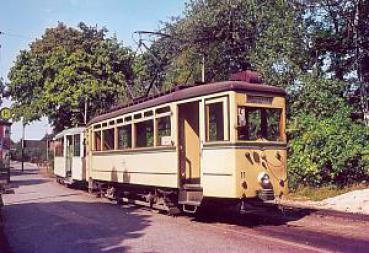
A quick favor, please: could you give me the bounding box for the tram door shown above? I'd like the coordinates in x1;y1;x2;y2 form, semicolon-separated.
65;135;73;178
178;101;201;185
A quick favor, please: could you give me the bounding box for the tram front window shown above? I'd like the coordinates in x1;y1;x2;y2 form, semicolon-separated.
237;107;283;141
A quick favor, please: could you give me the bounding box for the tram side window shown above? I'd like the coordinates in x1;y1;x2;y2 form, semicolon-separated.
118;125;132;149
237;107;283;141
55;138;64;157
73;134;81;156
94;131;102;151
103;128;115;150
157;116;171;146
206;102;224;141
135;120;154;147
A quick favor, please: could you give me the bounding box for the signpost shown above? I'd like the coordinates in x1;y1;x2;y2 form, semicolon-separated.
0;107;11;185
0;108;11;121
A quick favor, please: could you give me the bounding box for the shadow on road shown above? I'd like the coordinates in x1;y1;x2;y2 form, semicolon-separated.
10;168;39;176
192;203;313;228
3;200;152;253
0;220;12;253
192;205;369;253
9;178;50;187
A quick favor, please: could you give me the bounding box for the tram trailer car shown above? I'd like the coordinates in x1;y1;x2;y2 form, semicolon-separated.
53;127;86;185
86;71;287;213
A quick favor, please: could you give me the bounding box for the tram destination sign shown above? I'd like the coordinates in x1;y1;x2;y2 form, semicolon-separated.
247;95;273;105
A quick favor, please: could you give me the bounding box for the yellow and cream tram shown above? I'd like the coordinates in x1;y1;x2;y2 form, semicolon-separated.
86;71;287;213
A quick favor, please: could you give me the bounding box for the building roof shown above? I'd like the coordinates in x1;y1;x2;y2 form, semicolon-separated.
88;79;285;125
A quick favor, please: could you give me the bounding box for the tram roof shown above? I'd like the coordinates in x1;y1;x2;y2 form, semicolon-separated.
88;80;286;125
54;126;85;140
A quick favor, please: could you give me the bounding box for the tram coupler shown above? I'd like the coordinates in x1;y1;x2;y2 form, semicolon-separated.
240;196;247;214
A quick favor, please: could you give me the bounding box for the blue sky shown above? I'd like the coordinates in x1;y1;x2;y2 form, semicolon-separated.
0;0;186;141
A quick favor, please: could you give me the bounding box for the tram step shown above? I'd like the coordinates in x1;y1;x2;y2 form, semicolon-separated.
178;200;202;206
179;185;203;205
121;197;170;212
63;177;74;185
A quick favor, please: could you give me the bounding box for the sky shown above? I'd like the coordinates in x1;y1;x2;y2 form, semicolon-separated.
0;0;186;142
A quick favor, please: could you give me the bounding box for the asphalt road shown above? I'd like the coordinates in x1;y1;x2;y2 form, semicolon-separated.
2;163;369;253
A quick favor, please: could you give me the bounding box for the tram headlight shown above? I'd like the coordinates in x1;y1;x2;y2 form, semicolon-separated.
257;172;271;188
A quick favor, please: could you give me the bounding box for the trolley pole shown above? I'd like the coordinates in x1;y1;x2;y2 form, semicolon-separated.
201;55;205;83
84;97;88;125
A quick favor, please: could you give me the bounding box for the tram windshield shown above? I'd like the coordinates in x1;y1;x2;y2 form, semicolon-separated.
237;107;283;142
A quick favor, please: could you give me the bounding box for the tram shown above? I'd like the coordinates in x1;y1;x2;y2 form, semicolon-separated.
53;127;86;185
85;71;287;213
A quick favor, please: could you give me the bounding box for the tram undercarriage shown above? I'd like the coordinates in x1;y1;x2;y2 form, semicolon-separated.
88;179;278;215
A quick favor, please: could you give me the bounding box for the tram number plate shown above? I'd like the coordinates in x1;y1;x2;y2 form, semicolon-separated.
247;95;273;104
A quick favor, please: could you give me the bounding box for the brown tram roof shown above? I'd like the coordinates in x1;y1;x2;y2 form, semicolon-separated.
88;80;286;125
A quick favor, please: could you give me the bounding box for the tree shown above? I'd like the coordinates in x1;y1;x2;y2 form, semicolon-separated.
8;22;136;131
0;77;6;106
142;0;307;89
288;108;369;188
301;0;369;116
285;72;369;188
289;74;349;118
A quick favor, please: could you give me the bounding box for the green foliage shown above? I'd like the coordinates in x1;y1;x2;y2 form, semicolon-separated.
302;0;369;82
301;0;369;113
0;77;6;105
249;0;308;87
8;22;137;131
288;108;369;188
289;74;349;118
288;75;369;188
144;0;306;88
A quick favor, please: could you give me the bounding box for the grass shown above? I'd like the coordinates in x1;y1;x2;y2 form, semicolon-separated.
287;184;368;201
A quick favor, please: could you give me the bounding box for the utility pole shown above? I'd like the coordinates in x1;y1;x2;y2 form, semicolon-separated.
45;126;49;169
354;1;369;126
21;118;25;172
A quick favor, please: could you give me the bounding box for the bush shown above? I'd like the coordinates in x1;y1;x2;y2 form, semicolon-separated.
288;109;369;188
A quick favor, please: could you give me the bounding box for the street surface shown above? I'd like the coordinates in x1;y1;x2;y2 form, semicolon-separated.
2;162;369;253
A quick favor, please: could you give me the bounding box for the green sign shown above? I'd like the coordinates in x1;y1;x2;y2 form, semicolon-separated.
0;107;11;120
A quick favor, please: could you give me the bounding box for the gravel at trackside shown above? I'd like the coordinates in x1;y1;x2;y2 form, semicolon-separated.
320;189;369;214
279;188;369;215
